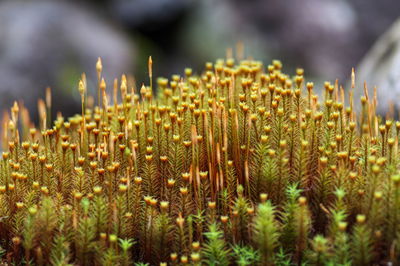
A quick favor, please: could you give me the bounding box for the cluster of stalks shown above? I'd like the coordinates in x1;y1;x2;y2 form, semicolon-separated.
0;54;400;266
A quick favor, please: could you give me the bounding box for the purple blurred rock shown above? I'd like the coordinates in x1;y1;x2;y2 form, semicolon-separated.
0;1;135;120
355;19;400;115
176;0;400;84
228;0;358;80
112;0;192;29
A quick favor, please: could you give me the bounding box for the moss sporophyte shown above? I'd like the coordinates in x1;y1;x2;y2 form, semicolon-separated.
0;56;399;265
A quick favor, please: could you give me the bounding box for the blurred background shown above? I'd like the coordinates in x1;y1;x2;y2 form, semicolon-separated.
1;0;400;120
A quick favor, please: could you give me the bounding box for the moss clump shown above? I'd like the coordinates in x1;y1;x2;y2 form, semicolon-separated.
0;56;399;265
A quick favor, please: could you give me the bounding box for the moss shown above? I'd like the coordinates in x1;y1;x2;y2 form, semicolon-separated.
0;56;399;265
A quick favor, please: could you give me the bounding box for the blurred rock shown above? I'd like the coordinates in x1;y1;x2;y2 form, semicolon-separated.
109;0;400;88
227;0;358;81
110;0;194;82
0;1;135;120
355;19;400;115
112;0;192;30
157;0;360;82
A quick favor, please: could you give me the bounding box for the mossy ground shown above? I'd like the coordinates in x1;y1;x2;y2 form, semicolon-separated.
0;57;398;265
